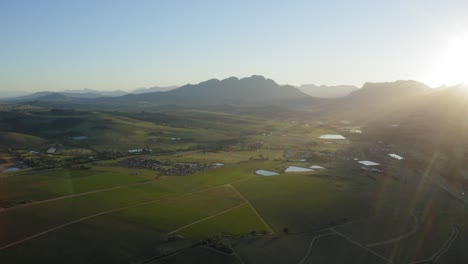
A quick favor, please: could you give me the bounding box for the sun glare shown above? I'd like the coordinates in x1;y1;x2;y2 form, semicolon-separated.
424;33;468;87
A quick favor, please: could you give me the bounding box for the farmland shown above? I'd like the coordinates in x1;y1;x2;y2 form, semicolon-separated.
0;105;467;263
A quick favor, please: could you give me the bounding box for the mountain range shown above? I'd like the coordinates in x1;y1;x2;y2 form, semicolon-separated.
3;75;461;124
4;75;309;106
0;87;178;100
3;75;468;151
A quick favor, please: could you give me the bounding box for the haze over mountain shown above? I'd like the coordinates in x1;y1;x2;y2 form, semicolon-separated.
314;80;431;120
3;77;440;115
0;91;31;99
131;86;178;94
366;83;468;146
61;89;128;97
298;84;358;98
9;89;128;100
8;75;309;107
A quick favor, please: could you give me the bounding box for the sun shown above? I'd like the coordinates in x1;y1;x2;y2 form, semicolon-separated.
424;33;468;87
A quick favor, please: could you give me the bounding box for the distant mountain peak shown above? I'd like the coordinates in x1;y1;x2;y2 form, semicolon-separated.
361;80;430;90
115;75;310;106
298;84;358;98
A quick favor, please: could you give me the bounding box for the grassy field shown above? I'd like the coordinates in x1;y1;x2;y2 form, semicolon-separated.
0;131;47;151
231;233;315;264
178;203;270;238
301;234;386;264
0;167;156;201
334;213;416;245
1;106;467;263
232;171;377;233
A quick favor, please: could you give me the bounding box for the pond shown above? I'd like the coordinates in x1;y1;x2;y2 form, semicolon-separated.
285;166;314;172
3;167;20;173
358;160;380;166
389;154;404;160
310;165;326;169
255;170;280;176
319;134;346;140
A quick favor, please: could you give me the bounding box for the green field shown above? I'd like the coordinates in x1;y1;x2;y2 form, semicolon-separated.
0;106;467;263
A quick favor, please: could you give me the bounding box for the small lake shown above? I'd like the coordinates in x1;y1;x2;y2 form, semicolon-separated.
310;165;326;169
358;161;380;166
389;154;404;160
285;166;314;172
3;167;20;173
256;170;280;176
319;134;346;140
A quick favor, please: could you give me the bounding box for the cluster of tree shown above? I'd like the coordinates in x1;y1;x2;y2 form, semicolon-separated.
201;238;233;254
17;153;93;170
49;109;86;116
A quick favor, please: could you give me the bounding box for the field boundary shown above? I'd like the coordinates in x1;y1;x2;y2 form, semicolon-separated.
167;202;248;235
0;184;230;250
296;232;335;264
408;226;459;264
331;228;393;263
366;212;419;248
0;178;158;214
0;177;258;251
227;184;275;234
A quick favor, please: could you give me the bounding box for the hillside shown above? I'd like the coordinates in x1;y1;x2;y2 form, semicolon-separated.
366;84;468;146
76;75;311;107
314;80;431;121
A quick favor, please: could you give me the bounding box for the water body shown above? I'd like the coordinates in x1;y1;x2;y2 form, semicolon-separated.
256;170;280;176
3;167;20;173
319;134;346;140
358;160;380;166
389;154;404;160
285;166;314;172
310;165;326;169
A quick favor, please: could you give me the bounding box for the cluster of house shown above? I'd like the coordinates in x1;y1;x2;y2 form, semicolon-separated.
118;157;222;176
127;148;153;154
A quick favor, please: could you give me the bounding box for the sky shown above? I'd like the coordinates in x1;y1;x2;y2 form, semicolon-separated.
1;0;468;92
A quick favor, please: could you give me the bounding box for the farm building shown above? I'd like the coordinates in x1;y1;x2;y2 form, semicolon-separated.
47;147;56;154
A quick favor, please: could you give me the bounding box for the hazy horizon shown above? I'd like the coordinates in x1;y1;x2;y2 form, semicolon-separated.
3;75;467;98
2;75;460;97
2;0;468;92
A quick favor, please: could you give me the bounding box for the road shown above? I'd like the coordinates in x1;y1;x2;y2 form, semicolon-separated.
331;228;393;263
0;178;159;214
227;184;275;234
408;226;459;264
0;184;227;250
430;176;467;205
366;213;419;248
0;177;257;251
167;202;248;235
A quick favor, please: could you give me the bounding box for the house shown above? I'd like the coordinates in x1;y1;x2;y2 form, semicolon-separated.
127;149;143;153
47;147;56;154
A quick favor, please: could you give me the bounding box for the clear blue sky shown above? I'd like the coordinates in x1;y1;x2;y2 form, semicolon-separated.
1;0;467;92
